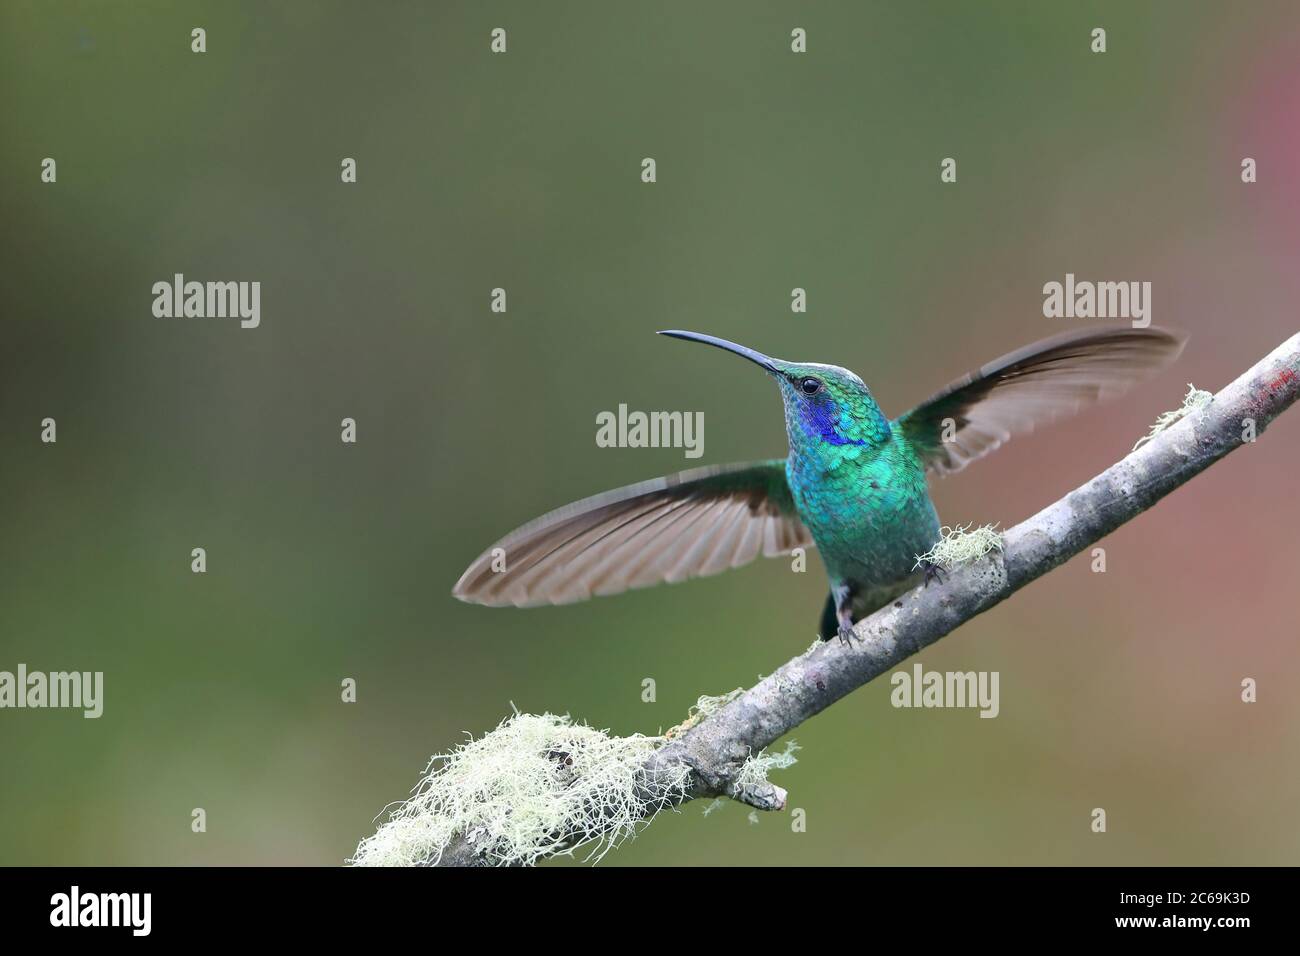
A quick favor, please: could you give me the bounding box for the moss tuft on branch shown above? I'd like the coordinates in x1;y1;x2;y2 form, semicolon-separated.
914;523;1003;571
349;712;689;867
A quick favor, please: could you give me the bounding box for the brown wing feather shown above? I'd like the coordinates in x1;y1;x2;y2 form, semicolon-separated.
451;460;811;608
895;326;1185;475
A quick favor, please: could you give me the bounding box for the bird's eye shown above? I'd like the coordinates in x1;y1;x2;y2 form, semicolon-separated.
799;377;822;395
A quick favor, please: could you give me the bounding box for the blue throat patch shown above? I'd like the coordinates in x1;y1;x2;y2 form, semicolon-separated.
800;399;867;447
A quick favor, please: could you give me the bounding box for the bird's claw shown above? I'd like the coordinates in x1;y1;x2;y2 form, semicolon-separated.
919;558;946;587
837;622;860;646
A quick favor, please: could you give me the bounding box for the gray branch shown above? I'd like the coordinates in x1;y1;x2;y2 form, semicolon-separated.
426;331;1300;866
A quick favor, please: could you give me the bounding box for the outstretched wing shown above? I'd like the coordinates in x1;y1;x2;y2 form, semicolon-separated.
452;460;812;608
895;326;1185;476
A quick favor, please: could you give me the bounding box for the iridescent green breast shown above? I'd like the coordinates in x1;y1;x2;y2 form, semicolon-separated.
786;431;939;588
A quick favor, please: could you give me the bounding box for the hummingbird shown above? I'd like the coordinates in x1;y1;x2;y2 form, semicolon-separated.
453;327;1184;643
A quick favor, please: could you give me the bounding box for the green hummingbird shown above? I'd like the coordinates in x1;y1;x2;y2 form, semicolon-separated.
453;327;1183;643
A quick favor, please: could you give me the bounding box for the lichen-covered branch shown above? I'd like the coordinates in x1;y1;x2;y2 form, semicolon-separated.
359;331;1300;867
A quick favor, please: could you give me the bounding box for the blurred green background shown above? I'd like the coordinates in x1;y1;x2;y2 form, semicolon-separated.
2;1;1299;866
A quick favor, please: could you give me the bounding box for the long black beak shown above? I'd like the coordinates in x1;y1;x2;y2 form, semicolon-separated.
658;330;780;374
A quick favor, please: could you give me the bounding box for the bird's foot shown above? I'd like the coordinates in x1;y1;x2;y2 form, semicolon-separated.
837;622;861;646
919;558;947;587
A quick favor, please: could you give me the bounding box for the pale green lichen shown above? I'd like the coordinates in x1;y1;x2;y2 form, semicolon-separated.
1132;383;1212;451
665;687;743;739
699;741;800;819
349;712;690;867
731;740;801;794
914;523;1003;572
